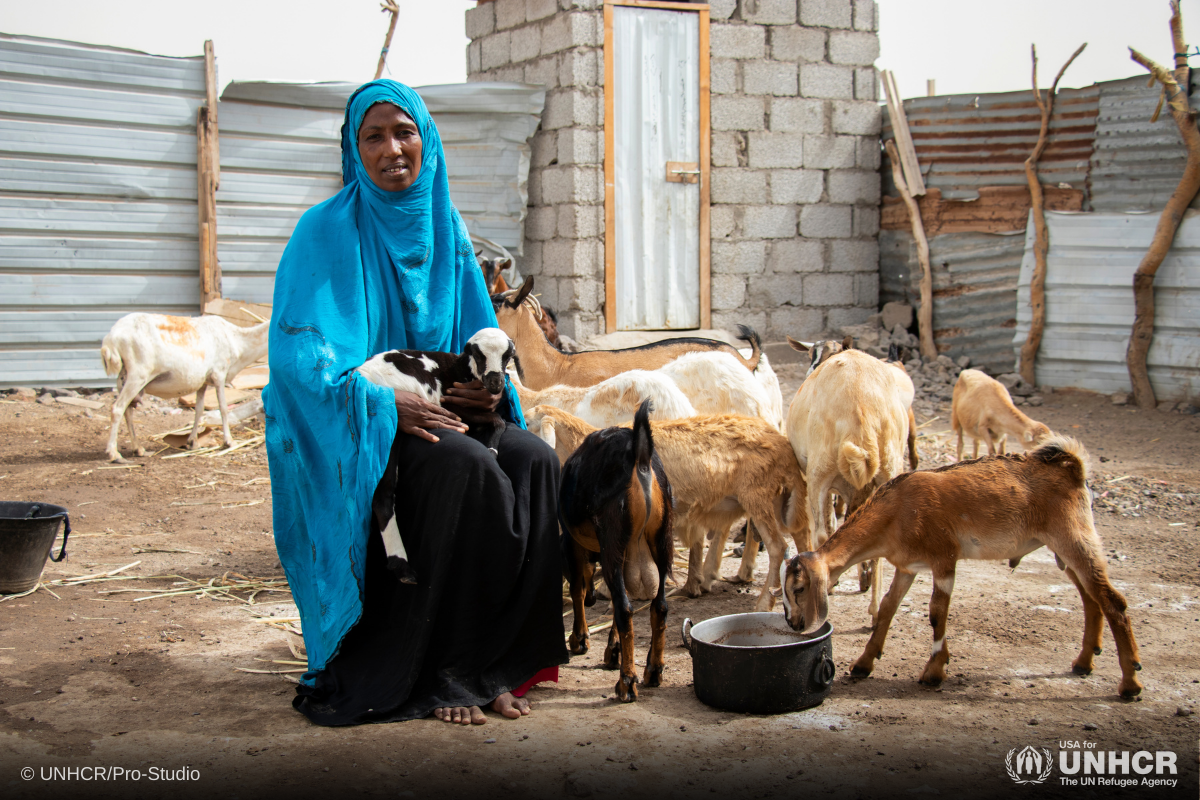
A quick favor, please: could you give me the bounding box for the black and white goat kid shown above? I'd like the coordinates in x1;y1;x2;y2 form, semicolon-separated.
356;327;517;583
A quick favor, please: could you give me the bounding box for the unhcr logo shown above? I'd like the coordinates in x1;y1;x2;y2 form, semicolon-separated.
1006;746;1054;785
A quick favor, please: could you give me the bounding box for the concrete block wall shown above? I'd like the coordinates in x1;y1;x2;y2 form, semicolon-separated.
466;0;881;341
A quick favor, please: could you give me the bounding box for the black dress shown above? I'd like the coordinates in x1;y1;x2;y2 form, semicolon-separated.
293;425;569;725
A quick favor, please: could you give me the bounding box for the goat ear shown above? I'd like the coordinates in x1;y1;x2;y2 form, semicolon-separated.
508;276;535;308
768;586;782;598
842;335;854;350
498;258;513;271
786;335;807;353
474;248;483;257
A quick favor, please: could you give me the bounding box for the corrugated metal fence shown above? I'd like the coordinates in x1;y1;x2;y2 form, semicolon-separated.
0;34;205;387
0;33;544;387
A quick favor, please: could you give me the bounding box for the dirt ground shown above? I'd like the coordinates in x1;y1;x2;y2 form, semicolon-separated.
0;376;1197;800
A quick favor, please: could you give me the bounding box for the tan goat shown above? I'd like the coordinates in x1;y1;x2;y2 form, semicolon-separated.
493;277;761;390
778;437;1143;699
951;369;1052;460
526;405;808;606
786;347;913;622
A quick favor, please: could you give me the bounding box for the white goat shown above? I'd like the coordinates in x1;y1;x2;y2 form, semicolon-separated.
100;313;269;462
951;369;1052;460
509;368;697;428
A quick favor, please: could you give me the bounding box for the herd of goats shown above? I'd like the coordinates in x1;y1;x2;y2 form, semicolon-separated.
93;265;1144;706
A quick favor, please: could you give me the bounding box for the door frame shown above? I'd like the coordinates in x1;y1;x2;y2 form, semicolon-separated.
603;0;711;333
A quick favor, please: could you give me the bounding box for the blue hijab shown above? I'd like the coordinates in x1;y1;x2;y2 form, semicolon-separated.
263;80;524;680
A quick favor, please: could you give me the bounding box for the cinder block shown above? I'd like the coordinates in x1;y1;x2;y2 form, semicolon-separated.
768;305;825;339
481;32;512;71
853;206;880;237
712;240;767;275
467;41;482;74
712;274;747;310
743;205;798;239
712;132;748;167
521;240;543;275
855;66;877;100
803;135;856;168
542;12;599;54
527;170;543;205
748;132;804;168
827;169;881;204
803;273;854;306
527;0;558;22
525;56;559;89
768;238;824;273
712;169;768;204
854;272;880;307
527;205;558;241
771;26;826;62
710;0;738;20
534;275;559;311
800;63;854;99
713;310;768;337
738;0;797;25
712;59;738;95
828;30;879;65
510;25;543;63
465;3;496;40
828;306;873;329
853;0;877;31
541;166;602;205
711;24;766;60
543;237;602;278
743;61;798;96
557;204;603;239
559;49;599;87
560;276;604;310
857;135;881;169
530;131;557;168
770;169;824;204
800;0;853;29
800;204;852;238
749;274;803;307
543;88;599;129
492;66;525;83
711;205;738;239
830;238;879;272
713;96;767;131
770;97;825;133
558;128;600;165
494;0;527;30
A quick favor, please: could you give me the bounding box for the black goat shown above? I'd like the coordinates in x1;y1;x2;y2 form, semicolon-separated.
559;400;674;702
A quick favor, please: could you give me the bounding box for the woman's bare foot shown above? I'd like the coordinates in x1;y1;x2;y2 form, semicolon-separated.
489;692;531;719
433;706;486;725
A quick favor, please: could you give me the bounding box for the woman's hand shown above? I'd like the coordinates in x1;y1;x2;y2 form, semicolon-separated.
394;390;468;443
443;380;502;412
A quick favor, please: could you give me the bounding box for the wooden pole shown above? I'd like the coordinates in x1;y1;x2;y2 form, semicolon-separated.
1126;2;1200;409
374;1;400;81
204;40;219;190
885;139;937;361
1017;42;1086;386
197;40;221;309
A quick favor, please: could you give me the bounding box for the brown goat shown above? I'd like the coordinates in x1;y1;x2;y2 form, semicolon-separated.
951;369;1051;460
477;254;511;295
778;436;1143;698
494;277;761;391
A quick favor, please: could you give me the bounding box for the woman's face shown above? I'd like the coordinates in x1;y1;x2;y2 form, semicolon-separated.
357;102;423;192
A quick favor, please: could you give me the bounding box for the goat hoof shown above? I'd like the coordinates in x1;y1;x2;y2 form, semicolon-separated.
568;635;589;656
601;648;620;670
1119;682;1143;700
615;676;638;703
134;447;145;457
918;676;944;688
1072;664;1093;677
683;580;702;599
386;556;418;585
849;665;872;678
1094;646;1103;656
643;664;663;688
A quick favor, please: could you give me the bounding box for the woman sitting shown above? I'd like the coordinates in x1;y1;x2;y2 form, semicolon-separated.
263;80;568;726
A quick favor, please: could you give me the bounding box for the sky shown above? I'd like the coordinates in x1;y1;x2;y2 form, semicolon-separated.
3;0;1197;98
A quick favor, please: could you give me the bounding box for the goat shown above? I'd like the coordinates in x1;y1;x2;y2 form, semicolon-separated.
100;313;269;463
559;401;674;702
528;405;808;606
790;335;852;377
952;369;1052;460
778;437;1144;698
509;368;697;428
493;277;762;391
785;346;912;622
477;254;512;295
355;328;516;584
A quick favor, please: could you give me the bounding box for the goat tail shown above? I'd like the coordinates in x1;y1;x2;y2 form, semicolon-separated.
99;338;122;378
734;324;763;372
1030;434;1087;484
838;440;879;490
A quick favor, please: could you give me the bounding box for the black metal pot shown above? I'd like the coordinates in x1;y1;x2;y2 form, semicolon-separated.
0;502;70;594
682;612;834;714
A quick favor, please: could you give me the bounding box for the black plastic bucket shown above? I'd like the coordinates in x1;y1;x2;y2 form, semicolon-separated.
682;612;834;714
0;502;71;594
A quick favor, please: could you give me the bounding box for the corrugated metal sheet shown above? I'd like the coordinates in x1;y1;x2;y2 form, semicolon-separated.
883;85;1099;201
215;81;545;303
880;228;1025;374
0;33;204;388
1014;210;1200;401
1090;75;1200;212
